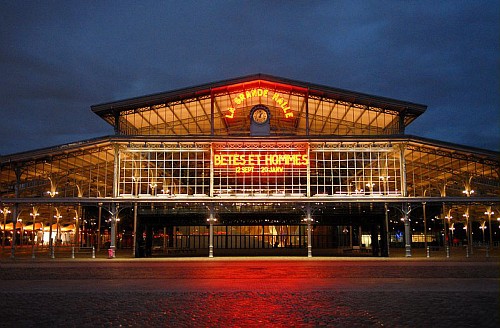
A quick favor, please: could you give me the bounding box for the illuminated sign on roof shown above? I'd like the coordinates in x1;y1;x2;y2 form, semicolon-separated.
213;151;308;174
225;88;294;119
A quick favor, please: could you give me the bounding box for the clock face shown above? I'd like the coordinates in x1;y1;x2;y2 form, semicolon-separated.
252;108;268;124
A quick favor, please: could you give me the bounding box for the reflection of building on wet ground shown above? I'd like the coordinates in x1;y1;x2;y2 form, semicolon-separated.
1;74;499;257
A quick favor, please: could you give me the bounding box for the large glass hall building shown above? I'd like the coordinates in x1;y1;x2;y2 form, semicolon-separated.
1;74;499;257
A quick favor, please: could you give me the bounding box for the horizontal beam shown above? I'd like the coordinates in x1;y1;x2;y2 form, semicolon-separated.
2;196;499;205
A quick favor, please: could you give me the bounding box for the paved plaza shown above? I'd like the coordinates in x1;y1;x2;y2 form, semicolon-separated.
0;251;498;327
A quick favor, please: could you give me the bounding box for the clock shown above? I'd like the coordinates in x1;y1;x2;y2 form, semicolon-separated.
251;105;270;124
250;105;271;136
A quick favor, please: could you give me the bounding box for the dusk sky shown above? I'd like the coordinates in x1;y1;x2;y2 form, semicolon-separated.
1;0;498;155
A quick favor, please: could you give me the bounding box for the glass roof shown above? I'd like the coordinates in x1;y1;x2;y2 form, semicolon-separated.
92;74;426;137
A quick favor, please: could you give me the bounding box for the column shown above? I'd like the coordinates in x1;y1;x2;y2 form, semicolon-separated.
399;145;410;257
208;205;215;258
1;207;10;250
110;203;117;258
423;202;427;251
382;203;391;257
403;203;411;257
485;207;494;254
49;205;54;258
133;202;138;257
97;204;102;252
306;204;312;257
10;204;18;259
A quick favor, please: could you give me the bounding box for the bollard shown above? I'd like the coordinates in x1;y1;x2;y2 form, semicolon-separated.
32;246;35;260
92;246;95;259
446;246;450;258
71;246;75;259
466;245;469;258
486;247;489;258
426;246;430;258
51;246;55;259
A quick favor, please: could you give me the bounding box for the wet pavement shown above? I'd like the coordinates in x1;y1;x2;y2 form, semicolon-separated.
0;256;498;327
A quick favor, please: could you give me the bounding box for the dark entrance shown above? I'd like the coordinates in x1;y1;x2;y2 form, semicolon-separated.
133;203;395;257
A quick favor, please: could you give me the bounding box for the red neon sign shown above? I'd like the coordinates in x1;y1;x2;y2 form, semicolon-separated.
225;88;294;119
213;152;308;174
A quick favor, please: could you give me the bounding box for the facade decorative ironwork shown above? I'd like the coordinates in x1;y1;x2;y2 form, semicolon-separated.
1;74;498;257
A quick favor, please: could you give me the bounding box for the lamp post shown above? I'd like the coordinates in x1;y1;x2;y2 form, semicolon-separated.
73;209;80;249
53;208;62;258
463;210;470;258
422;201;427;251
207;205;216;258
17;218;23;247
30;207;40;259
1;207;11;250
149;183;157;196
449;223;455;245
462;180;474;255
484;208;494;252
47;189;58;258
479;221;487;244
304;204;314;257
445;210;452;254
97;204;131;258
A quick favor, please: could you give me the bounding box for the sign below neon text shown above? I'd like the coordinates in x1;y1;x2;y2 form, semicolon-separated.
213;152;308;174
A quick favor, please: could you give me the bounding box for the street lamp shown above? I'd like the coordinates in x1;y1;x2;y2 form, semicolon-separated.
445;211;452;249
73;210;80;248
462;189;474;196
462;184;474;255
30;207;40;258
207;206;217;258
1;207;11;249
149;183;157;196
54;208;62;246
47;188;58;258
365;182;375;195
479;221;487;244
463;211;470;257
484;208;494;250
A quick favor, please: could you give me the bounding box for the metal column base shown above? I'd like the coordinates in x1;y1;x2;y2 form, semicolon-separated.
405;245;412;257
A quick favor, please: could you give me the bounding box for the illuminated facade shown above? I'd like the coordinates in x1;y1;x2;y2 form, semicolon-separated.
1;74;499;257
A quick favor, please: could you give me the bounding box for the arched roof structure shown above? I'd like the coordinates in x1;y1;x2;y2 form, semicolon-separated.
91;73;426;137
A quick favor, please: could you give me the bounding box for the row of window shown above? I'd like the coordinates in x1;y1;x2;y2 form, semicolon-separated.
118;144;402;197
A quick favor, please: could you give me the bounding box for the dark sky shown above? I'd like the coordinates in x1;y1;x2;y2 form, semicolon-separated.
1;1;498;155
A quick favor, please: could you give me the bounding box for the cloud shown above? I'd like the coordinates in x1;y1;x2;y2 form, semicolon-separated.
0;0;498;155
